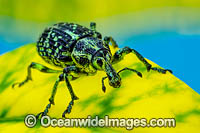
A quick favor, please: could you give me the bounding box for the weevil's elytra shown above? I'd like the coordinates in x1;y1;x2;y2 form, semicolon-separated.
12;22;172;118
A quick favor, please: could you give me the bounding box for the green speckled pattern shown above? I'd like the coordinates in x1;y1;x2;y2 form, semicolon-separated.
37;22;102;68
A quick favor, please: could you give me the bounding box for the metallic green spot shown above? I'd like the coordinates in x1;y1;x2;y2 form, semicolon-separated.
59;45;63;49
56;48;59;53
46;43;49;47
54;43;58;47
62;52;68;56
54;37;58;41
40;47;44;51
52;33;55;37
47;49;52;53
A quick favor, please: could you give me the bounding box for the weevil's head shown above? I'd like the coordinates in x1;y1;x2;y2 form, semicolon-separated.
92;50;121;88
92;49;111;69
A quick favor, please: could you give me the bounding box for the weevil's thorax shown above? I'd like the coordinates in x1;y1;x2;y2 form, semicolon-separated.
71;36;110;74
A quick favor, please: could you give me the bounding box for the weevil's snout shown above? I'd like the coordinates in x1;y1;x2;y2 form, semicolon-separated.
102;61;122;88
108;74;121;88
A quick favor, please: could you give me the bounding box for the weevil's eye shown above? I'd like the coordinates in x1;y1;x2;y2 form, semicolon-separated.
97;58;103;67
93;57;105;70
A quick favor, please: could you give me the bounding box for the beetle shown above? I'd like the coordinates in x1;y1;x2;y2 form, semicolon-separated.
12;22;172;118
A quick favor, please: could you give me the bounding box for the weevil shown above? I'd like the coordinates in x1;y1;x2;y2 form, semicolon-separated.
12;22;172;118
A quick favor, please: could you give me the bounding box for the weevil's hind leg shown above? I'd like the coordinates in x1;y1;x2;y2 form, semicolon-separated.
62;66;80;118
12;62;62;88
112;46;172;73
90;22;103;39
104;36;119;50
36;74;64;119
90;22;96;31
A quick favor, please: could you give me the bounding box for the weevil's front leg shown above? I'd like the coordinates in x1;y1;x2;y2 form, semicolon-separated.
112;47;151;71
112;46;172;74
62;66;80;118
101;76;107;93
12;62;62;88
36;74;64;119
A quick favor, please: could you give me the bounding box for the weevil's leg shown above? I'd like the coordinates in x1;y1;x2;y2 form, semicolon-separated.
117;67;142;77
90;22;96;31
62;66;80;118
90;22;102;39
12;62;62;88
151;67;172;74
36;74;64;119
104;36;119;50
112;46;172;73
112;47;152;71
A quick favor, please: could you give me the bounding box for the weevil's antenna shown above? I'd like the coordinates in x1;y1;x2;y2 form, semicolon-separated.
101;76;107;93
101;68;142;92
117;67;142;78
